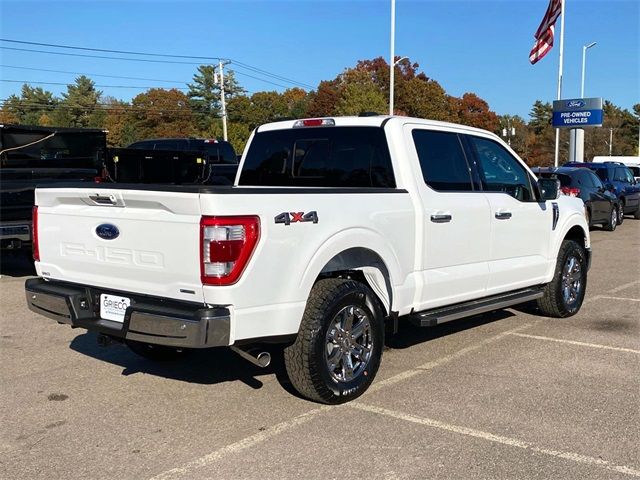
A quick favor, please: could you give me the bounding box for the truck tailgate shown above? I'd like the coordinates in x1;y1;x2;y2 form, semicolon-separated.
35;187;204;303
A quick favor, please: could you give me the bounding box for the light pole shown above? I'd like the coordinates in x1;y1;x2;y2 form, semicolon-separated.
569;41;597;162
581;42;597;97
389;0;396;115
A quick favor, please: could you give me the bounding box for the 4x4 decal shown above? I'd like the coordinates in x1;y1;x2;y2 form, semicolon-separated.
274;211;319;225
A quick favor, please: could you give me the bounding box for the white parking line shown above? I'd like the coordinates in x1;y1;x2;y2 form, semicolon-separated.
148;323;537;479
598;296;640;303
509;332;640;354
149;406;331;480
365;322;535;394
607;280;640;294
351;403;640;478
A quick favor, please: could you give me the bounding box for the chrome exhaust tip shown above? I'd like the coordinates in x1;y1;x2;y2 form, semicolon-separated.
231;346;271;368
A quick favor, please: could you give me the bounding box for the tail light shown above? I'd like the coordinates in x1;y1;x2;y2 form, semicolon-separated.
200;216;260;285
560;187;581;197
32;206;39;261
293;118;335;127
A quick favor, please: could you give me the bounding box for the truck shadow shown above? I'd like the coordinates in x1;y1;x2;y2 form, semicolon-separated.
0;252;36;277
68;309;516;398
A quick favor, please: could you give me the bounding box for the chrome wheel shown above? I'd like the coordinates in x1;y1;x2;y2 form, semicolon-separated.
611;208;617;228
325;305;373;383
561;255;583;307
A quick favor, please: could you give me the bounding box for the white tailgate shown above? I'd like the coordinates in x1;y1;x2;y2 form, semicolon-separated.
35;188;204;303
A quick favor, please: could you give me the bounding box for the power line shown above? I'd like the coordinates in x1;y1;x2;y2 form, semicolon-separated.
0;38;315;90
0;38;223;60
1;64;189;85
1;99;215;115
1;78;189;90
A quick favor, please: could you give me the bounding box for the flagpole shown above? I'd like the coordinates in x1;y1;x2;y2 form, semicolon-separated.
554;0;566;167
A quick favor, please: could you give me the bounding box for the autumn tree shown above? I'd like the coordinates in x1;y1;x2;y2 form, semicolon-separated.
305;79;341;117
128;88;195;141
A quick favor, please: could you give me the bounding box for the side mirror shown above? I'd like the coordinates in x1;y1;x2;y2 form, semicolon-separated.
538;178;560;201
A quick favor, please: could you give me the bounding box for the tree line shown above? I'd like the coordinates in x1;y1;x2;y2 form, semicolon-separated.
1;56;638;166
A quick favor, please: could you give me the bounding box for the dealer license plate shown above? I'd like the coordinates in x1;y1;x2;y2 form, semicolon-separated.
100;294;131;323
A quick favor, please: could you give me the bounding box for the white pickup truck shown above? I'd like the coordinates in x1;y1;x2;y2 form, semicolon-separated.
26;116;591;404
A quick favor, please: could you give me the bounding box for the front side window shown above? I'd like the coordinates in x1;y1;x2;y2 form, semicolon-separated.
468;136;534;201
412;130;473;191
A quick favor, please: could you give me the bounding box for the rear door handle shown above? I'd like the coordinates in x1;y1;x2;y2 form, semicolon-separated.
495;211;512;220
430;214;452;223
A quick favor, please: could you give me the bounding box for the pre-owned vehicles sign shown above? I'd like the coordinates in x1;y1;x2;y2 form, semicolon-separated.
552;97;603;128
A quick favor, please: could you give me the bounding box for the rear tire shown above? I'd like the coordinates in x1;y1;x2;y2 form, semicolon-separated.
284;278;384;404
604;205;617;231
126;340;190;361
617;202;625;225
537;240;587;318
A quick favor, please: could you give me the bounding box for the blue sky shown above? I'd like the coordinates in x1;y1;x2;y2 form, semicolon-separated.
0;0;638;119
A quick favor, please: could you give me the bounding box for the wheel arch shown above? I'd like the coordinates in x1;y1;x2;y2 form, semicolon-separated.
299;229;405;317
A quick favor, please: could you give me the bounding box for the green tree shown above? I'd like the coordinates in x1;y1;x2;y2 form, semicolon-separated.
54;76;102;127
188;65;246;131
3;84;57;126
336;70;387;116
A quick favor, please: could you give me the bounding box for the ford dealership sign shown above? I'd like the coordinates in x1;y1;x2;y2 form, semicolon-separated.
552;97;603;128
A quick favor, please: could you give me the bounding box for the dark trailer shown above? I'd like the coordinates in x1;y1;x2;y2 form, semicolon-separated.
0;124;107;252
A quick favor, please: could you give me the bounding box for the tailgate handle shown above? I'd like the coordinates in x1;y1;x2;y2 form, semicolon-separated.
89;194;117;205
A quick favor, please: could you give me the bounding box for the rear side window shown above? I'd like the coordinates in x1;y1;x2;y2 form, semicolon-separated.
412;130;473;191
468;136;534;201
594;168;608;181
239;127;395;188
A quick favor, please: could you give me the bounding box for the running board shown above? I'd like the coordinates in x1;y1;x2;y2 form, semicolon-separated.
408;287;544;327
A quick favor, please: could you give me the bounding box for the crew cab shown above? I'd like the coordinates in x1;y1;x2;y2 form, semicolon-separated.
25;116;591;403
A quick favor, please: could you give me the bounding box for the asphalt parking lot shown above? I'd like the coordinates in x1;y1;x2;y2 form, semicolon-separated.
1;221;638;480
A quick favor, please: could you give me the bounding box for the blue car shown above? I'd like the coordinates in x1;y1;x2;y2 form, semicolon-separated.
564;162;640;222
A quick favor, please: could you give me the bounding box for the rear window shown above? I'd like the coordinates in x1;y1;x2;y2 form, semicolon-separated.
537;171;572;187
201;141;237;164
239;127;396;188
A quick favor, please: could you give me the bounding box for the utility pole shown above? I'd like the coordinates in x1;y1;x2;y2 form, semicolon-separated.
218;60;228;141
502;117;516;146
609;128;613;156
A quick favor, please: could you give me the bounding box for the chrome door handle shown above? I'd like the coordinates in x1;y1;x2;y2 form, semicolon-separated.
430;214;452;223
495;211;512;220
89;194;117;205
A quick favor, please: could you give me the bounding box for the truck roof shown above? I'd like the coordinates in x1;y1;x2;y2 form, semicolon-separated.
256;115;501;140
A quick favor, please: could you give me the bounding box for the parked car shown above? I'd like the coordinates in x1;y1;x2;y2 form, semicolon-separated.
26;115;590;404
107;138;238;185
592;156;640;181
533;166;618;230
564;162;640;221
0;124;106;254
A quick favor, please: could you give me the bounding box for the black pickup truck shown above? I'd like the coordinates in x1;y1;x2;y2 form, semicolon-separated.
107;138;238;185
0;124;106;252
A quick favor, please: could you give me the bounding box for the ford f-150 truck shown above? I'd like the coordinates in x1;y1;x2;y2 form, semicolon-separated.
25;116;591;404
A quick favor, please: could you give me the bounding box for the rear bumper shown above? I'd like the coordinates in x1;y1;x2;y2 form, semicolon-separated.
25;278;230;348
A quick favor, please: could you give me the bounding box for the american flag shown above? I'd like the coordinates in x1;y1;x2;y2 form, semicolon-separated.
529;0;563;64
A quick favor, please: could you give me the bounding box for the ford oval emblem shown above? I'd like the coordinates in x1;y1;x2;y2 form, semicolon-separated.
96;223;120;240
567;100;585;108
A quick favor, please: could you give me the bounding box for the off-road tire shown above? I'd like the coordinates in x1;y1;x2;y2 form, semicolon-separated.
604;205;617;231
126;340;190;361
537;240;587;318
634;206;640;220
284;278;384;404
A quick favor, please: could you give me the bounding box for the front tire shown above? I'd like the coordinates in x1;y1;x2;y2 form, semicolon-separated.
284;278;384;404
537;240;587;318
